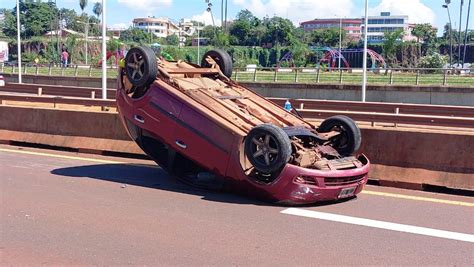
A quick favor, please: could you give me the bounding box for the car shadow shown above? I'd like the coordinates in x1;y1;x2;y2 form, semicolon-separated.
50;163;354;207
50;163;264;206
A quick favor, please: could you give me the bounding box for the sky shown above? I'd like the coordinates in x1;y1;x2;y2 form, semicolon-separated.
1;0;473;36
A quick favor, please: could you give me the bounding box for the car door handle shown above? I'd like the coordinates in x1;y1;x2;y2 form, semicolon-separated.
134;115;145;124
175;140;187;149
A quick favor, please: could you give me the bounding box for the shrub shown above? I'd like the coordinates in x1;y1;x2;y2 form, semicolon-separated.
417;53;447;69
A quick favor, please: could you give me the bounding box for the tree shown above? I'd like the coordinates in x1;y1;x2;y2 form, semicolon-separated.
120;27;154;44
92;2;102;19
79;0;88;14
165;34;179;46
382;29;404;65
229;20;251;45
310;28;345;47
8;1;59;39
412;23;438;56
412;23;437;43
261;16;295;46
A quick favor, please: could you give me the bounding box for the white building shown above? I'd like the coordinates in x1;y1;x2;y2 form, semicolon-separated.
132;17;179;38
362;12;415;43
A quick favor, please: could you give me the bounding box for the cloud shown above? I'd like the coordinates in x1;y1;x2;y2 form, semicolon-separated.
232;0;355;25
191;11;222;26
369;0;435;24
117;0;173;12
109;22;131;30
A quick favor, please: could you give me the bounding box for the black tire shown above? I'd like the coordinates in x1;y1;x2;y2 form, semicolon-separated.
125;46;158;87
201;49;233;78
318;115;361;156
244;124;292;174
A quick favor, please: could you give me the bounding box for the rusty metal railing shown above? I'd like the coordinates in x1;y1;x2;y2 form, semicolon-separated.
1;83;473;129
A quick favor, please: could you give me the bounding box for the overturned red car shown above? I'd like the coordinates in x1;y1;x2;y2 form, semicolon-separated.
116;46;370;204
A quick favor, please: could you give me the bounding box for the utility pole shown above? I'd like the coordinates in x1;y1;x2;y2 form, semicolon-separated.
458;0;464;65
224;0;228;30
16;0;22;83
362;0;369;102
101;0;107;100
462;0;472;65
85;16;89;65
339;17;342;70
443;3;454;67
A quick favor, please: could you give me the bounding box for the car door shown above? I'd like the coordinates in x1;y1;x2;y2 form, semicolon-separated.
172;104;234;176
133;89;183;144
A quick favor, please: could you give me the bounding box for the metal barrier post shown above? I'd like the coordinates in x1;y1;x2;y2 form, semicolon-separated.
415;71;420;85
389;71;394;84
48;64;52;75
316;67;320;83
273;68;278;82
61;66;65;76
12;65;15;74
299;103;304;109
74;65;79;77
339;69;343;84
235;70;239;81
24;64;27;74
88;65;92;77
443;69;448;85
253;68;257;82
294;68;299;83
37;87;42;96
91;91;96;99
35;65;39;75
394;107;399;127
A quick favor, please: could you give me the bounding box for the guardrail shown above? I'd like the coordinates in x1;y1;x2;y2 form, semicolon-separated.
269;98;474;118
0;93;116;107
232;67;474;87
1;83;473;129
1;83;116;100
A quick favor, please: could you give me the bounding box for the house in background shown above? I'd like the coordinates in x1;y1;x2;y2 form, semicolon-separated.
132;17;179;38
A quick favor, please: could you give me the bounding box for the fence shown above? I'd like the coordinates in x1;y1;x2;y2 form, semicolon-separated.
0;62;118;79
1;63;473;87
232;67;474;87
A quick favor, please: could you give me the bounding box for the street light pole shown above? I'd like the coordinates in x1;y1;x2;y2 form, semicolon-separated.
85;16;89;65
361;0;369;102
101;0;107;100
462;0;471;65
443;4;454;67
16;0;22;84
197;25;201;64
458;0;464;65
338;17;342;70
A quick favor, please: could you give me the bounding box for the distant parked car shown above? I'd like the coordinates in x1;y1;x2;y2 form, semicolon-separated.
116;46;370;205
0;75;5;87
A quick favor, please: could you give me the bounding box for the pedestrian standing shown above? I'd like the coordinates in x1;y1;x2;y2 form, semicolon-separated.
61;49;69;68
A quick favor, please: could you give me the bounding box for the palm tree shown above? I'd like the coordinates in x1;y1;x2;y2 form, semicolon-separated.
79;0;88;14
92;2;102;37
79;0;89;64
93;2;102;19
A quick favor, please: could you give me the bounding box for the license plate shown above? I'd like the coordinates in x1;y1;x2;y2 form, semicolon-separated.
338;186;357;199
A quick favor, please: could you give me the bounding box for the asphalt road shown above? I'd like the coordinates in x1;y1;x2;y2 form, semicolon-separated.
1;144;473;265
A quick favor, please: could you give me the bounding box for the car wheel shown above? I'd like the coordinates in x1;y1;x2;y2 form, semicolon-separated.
244;124;292;174
201;49;233;78
125;46;158;88
318;115;361;156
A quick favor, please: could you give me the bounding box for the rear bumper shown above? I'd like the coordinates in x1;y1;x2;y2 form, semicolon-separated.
269;155;370;204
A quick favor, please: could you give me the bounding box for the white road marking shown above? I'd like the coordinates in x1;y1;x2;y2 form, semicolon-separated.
281;208;474;243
